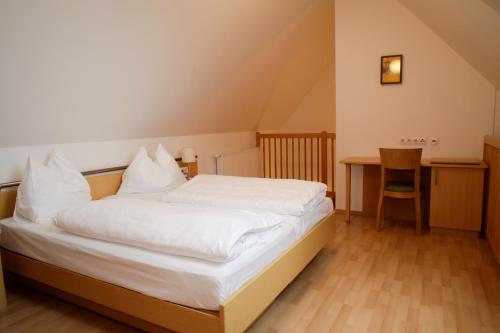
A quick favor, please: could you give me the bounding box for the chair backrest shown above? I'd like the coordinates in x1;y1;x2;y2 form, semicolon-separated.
379;148;422;170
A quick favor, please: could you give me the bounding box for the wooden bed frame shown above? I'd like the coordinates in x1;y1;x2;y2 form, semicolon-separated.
0;161;335;333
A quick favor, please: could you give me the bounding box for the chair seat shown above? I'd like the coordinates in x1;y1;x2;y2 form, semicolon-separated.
385;181;420;192
377;148;423;235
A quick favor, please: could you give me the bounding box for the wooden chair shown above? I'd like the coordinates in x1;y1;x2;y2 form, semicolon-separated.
376;148;423;235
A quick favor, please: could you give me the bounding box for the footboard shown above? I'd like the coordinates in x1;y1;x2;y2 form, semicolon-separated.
1;212;335;333
220;212;335;333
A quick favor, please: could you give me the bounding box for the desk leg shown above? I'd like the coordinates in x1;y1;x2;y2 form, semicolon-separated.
0;256;6;312
346;164;351;223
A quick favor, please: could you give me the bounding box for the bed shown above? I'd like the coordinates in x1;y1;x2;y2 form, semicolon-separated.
0;161;335;333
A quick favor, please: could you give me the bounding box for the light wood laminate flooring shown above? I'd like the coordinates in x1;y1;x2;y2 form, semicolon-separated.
1;212;499;332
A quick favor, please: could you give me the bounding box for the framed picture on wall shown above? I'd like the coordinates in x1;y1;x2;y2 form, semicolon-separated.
380;54;403;84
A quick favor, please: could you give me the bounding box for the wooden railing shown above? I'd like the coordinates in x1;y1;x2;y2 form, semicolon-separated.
256;132;336;199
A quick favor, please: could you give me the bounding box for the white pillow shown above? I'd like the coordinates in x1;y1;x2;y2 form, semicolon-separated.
14;151;91;223
117;145;186;195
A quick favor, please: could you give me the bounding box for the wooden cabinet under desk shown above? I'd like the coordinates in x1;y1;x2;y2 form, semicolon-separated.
341;157;488;235
429;166;485;233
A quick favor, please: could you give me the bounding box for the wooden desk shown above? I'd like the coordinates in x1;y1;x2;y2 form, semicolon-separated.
340;157;487;234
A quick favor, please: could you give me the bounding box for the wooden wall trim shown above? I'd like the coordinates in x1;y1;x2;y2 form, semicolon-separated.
483;138;500;265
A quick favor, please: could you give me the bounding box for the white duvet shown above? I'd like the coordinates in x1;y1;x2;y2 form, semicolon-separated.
162;175;327;216
55;198;282;262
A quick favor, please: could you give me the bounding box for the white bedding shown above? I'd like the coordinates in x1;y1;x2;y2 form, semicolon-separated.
162;175;327;216
56;198;282;262
0;198;333;310
105;192;165;201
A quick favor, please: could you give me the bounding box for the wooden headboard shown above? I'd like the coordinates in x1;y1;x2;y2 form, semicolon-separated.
0;160;198;220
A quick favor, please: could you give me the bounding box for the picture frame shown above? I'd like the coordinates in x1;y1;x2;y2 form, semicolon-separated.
380;54;403;84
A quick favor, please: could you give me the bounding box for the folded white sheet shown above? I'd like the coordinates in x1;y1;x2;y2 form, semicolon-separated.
162;175;327;216
55;198;282;262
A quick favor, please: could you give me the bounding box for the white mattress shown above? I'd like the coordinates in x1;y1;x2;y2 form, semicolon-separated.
0;198;333;310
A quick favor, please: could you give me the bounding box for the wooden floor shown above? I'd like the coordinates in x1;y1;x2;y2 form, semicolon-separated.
1;212;500;333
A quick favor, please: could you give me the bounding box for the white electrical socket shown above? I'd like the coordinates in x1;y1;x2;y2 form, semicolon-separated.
400;137;427;145
430;137;439;145
399;137;406;145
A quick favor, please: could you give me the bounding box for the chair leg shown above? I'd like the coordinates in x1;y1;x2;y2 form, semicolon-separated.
376;195;384;231
415;196;422;235
381;201;385;230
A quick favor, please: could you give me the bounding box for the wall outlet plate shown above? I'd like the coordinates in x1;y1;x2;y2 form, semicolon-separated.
400;137;428;145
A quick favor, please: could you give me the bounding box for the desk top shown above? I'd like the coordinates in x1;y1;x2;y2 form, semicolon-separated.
340;156;488;169
485;135;500;150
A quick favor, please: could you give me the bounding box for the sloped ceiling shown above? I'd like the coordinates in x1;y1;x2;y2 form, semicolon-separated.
258;0;334;131
276;64;335;132
0;0;322;147
484;0;500;15
399;0;500;89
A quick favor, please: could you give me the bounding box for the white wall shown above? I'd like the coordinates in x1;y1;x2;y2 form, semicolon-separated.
335;0;495;211
0;132;255;183
216;148;260;178
279;65;335;133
